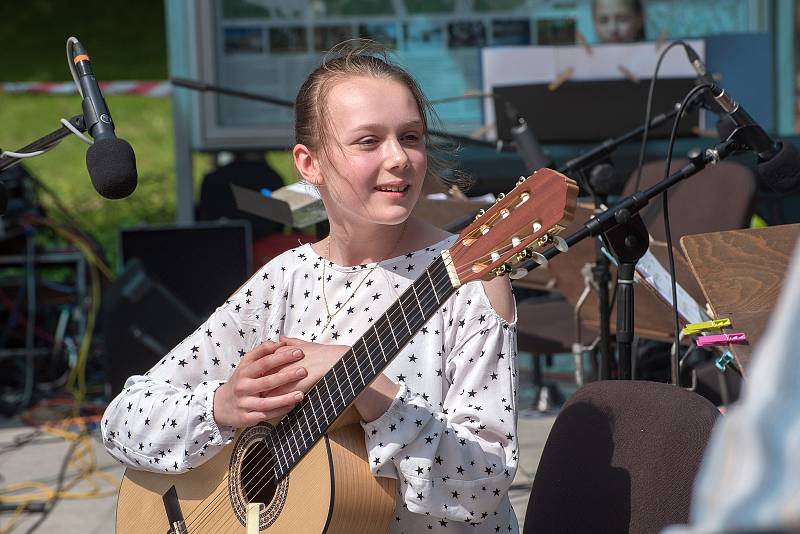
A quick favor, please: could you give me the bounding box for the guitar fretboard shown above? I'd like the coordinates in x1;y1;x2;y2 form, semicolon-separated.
265;254;456;481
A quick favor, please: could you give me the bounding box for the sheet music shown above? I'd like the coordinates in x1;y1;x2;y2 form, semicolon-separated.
635;248;710;326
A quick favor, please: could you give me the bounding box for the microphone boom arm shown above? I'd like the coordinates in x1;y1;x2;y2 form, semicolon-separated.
0;115;87;172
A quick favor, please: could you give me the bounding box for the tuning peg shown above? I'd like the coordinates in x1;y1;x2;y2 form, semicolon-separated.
552;235;569;252
530;251;548;266
494;193;505;203
518;247;548;266
517;176;526;186
493;262;512;277
474;208;485;221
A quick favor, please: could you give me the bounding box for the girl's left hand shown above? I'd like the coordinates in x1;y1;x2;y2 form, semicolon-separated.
271;337;350;395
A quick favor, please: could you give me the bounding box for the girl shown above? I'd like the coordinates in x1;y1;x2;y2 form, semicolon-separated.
102;42;519;533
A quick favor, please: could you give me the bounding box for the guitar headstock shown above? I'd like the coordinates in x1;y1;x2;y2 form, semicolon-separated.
442;168;578;286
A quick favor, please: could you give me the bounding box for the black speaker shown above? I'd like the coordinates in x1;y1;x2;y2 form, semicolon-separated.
103;258;200;397
118;221;253;318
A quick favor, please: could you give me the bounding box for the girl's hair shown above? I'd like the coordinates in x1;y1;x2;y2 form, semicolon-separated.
294;40;466;191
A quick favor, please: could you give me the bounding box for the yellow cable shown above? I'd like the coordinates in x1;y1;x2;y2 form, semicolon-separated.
0;420;118;534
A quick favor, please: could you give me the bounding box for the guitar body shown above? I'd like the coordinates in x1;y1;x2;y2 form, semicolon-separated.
115;408;395;533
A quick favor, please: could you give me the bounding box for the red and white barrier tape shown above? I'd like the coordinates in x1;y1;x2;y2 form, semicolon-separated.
1;81;171;96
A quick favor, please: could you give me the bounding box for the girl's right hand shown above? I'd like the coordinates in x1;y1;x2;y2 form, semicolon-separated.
213;340;307;428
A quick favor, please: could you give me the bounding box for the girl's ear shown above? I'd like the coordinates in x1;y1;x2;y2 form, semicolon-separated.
293;144;324;186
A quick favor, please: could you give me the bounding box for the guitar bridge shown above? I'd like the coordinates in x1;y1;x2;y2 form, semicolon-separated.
162;485;188;534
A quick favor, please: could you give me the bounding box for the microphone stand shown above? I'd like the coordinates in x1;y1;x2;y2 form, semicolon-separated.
549;103;687;380
0;115;87;172
517;136;739;386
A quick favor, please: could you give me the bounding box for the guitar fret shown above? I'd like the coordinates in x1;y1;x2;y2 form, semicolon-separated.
339;362;356;401
330;365;350;406
363;337;377;374
298;409;313;444
387;311;400;349
350;351;366;387
411;283;426;321
426;269;440;304
321;377;333;424
307;391;322;435
373;324;387;362
289;428;301;460
398;299;413;335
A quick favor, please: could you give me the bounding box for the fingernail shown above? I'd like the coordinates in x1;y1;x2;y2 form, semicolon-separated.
295;367;306;377
294;392;303;400
292;349;302;357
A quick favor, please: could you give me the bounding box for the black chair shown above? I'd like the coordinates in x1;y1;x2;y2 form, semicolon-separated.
523;380;719;534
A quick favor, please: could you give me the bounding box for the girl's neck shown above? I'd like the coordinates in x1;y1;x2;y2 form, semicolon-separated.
326;220;408;266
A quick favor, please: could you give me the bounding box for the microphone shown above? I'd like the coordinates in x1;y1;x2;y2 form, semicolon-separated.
710;84;800;193
504;102;553;173
589;163;618;198
71;39;137;199
683;45;800;193
710;85;778;160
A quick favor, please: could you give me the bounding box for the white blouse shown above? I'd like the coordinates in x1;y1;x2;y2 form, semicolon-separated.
102;235;520;533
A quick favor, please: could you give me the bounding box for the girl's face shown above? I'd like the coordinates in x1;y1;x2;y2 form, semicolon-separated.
300;76;427;230
593;0;642;43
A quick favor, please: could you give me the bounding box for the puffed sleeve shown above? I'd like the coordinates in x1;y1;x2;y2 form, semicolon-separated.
100;258;288;473
361;291;518;524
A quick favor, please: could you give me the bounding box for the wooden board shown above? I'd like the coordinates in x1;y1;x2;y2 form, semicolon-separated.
680;224;800;373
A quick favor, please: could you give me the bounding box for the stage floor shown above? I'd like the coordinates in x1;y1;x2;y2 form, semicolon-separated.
0;412;556;533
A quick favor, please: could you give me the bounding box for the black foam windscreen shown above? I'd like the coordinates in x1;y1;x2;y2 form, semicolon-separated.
758;140;800;194
589;163;618;197
86;138;138;199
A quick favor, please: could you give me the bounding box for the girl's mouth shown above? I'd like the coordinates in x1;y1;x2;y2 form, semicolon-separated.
374;184;410;194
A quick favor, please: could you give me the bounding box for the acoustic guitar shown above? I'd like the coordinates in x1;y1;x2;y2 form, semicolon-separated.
115;169;578;533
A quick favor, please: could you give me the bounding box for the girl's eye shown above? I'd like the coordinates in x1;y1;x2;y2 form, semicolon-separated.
403;133;422;143
358;137;378;145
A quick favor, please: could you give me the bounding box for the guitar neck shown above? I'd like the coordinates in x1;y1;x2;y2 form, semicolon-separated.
266;254;457;480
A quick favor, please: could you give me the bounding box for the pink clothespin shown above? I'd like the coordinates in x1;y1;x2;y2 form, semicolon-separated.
695;332;747;347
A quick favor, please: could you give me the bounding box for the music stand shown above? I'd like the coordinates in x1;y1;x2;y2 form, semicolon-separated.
680;224;800;374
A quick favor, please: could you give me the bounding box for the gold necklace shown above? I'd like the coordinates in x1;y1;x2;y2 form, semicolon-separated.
320;223;407;333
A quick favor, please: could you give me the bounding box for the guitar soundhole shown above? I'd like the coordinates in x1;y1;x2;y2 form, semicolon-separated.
240;441;278;506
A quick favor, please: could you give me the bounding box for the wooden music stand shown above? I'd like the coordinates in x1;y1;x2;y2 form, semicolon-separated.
680;224;800;374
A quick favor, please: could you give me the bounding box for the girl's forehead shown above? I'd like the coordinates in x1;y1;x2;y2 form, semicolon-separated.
325;77;421;122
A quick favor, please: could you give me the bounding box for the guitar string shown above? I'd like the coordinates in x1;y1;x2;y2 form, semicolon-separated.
188;259;455;533
184;257;455;532
187;230;539;532
186;258;453;532
186;226;543;532
185;214;555;531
